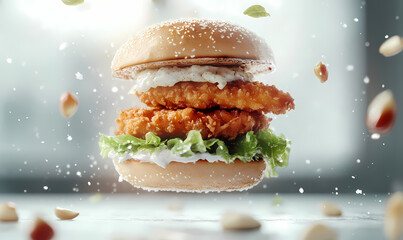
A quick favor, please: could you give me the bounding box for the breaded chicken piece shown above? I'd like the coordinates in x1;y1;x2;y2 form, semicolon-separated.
136;81;295;114
115;107;270;140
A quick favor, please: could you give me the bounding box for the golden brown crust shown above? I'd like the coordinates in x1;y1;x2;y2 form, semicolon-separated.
113;159;266;192
115;107;270;140
111;19;274;74
137;81;295;114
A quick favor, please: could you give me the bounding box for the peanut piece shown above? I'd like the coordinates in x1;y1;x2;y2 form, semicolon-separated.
302;223;337;240
384;192;403;240
59;92;78;118
221;211;261;230
379;35;403;57
30;217;54;240
55;207;79;220
314;62;328;83
320;202;342;217
366;89;397;135
0;202;18;222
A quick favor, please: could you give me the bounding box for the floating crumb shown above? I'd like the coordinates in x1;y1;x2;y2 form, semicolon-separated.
379;35;403;57
302;223;337;240
30;217;54;240
0;202;18;222
60;92;78;118
320;202;342;216
314;62;328;83
221;211;261;230
384;192;403;240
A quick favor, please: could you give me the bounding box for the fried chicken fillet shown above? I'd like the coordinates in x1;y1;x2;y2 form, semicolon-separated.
137;81;295;114
115;107;270;140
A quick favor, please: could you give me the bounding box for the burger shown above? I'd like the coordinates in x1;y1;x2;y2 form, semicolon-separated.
99;19;295;192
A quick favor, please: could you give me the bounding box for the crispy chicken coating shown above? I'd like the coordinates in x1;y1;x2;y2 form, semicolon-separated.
136;81;295;114
115;107;270;140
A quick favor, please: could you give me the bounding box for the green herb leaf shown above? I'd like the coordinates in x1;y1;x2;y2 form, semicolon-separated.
243;5;270;18
62;0;84;6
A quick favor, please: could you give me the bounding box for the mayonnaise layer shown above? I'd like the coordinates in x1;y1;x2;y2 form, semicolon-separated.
108;149;227;168
128;65;254;93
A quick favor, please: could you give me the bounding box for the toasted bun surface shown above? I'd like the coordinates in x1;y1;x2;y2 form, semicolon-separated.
111;19;275;77
113;159;266;192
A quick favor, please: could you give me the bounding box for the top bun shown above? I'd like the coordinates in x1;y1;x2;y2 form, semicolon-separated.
111;19;275;78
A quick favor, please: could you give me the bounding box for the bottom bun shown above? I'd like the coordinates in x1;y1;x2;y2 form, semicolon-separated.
113;159;266;193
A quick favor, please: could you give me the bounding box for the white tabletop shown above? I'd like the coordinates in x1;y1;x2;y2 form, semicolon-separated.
0;193;388;240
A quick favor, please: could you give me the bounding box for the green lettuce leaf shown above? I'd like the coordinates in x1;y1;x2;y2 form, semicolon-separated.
99;129;290;177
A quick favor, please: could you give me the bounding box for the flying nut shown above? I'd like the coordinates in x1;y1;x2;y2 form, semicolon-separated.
30;217;54;240
384;192;403;240
55;207;79;220
320;202;342;217
379;35;403;57
60;92;78;118
314;62;328;83
0;202;18;222
302;223;338;240
221;211;261;230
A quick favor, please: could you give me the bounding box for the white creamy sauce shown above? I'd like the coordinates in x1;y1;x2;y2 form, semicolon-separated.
108;149;227;168
128;65;254;93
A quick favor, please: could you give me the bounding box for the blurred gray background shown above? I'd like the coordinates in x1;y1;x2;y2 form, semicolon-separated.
0;0;402;194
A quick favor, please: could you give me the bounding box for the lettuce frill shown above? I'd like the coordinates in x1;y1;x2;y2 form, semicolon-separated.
99;130;290;177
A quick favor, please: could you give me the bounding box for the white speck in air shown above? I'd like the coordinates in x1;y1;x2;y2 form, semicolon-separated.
6;58;12;63
363;76;370;84
396;16;400;20
299;187;304;193
385;35;389;39
357;159;361;163
352;176;356;179
43;186;48;190
93;89;97;93
346;65;354;71
342;23;348;28
365;42;370;47
76;171;82;177
371;133;380;139
305;159;311;164
67;135;72;141
111;87;118;93
356;189;363;194
354;18;359;22
75;72;83;80
382;84;385;88
59;42;68;51
88;181;91;186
